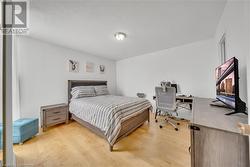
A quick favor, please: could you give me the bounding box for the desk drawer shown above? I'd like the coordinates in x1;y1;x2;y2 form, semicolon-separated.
46;114;66;125
45;108;67;117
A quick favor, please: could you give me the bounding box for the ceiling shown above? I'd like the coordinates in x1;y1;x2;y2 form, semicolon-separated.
28;0;226;60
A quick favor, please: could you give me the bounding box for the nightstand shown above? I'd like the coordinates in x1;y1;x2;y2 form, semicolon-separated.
41;103;69;132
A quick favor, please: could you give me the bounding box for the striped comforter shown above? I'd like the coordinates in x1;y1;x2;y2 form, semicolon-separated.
69;95;152;145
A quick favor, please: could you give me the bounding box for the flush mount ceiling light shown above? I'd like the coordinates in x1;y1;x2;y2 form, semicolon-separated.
114;32;127;41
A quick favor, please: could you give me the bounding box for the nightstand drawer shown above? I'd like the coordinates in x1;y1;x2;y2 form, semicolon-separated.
46;114;66;125
45;108;67;117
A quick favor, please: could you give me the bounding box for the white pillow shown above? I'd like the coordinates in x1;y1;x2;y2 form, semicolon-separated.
94;85;109;96
71;86;95;99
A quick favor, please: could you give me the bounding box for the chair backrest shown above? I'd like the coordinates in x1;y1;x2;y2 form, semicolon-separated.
155;86;176;111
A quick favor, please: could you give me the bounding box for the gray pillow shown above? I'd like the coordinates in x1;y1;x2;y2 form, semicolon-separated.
94;85;109;96
71;86;95;99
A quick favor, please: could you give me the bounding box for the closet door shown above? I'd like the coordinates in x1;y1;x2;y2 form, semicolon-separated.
191;125;249;167
1;2;14;165
0;9;3;164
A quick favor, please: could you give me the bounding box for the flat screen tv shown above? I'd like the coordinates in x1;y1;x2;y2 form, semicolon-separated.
215;57;247;115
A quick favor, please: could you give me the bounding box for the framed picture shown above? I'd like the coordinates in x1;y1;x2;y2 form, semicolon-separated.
85;62;95;73
99;65;105;74
69;60;79;72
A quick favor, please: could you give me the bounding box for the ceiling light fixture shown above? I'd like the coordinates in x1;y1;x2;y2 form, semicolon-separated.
114;32;127;41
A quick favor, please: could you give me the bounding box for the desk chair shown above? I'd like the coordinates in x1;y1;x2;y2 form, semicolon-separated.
155;86;179;131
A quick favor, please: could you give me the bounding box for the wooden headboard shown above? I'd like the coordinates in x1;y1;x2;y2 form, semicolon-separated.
68;80;107;104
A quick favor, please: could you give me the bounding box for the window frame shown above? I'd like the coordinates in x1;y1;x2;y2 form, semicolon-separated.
219;33;226;64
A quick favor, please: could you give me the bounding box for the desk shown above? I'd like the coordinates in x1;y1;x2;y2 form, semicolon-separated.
153;95;193;109
176;96;193;103
176;96;193;110
190;98;248;167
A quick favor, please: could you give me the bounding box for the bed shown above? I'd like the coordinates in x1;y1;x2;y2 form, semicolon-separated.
68;80;152;151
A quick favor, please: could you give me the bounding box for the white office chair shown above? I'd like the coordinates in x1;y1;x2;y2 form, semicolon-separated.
155;86;179;131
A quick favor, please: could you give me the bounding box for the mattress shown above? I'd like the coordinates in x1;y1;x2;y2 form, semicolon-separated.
69;95;152;145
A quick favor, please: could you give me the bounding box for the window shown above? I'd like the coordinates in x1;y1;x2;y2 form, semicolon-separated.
219;33;226;63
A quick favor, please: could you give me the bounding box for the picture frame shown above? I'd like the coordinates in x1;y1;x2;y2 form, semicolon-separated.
85;62;95;73
68;60;79;73
99;65;105;74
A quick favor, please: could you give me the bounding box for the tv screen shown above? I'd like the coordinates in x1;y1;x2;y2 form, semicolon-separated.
215;57;239;109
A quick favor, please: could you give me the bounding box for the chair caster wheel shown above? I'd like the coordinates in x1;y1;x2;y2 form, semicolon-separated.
177;123;180;125
159;125;163;128
155;119;158;123
175;128;179;131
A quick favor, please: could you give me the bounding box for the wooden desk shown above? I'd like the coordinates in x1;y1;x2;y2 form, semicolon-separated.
176;96;193;103
190;98;249;167
176;96;193;110
153;95;193;104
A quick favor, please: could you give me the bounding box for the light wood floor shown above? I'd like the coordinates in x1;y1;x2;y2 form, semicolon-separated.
14;114;191;167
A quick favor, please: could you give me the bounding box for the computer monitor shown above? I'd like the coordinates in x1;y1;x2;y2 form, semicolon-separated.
215;57;246;115
216;57;237;108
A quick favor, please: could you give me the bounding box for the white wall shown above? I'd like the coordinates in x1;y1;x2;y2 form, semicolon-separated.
116;39;217;106
16;37;116;120
215;0;250;104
